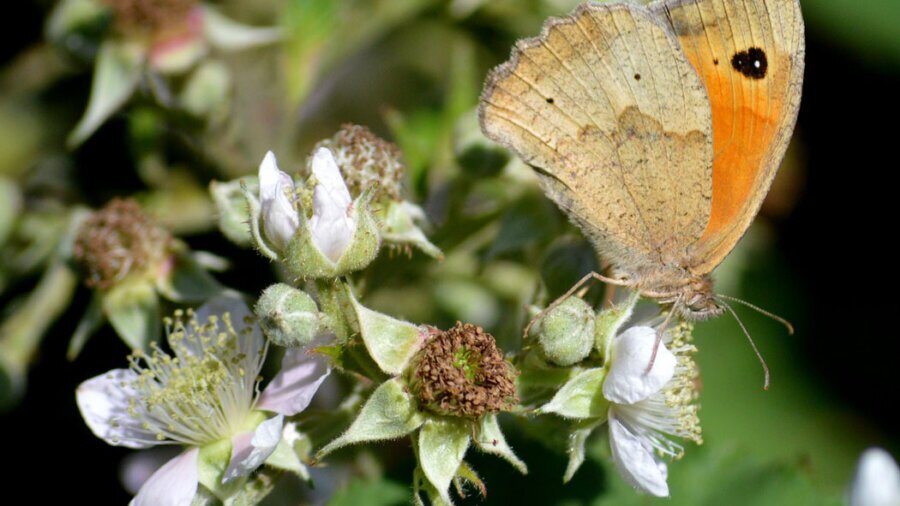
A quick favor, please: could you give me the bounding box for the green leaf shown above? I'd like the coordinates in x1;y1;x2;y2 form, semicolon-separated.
418;417;470;505
539;367;609;420
68;40;144;147
102;280;160;352
473;414;527;475
317;378;424;458
328;478;409;506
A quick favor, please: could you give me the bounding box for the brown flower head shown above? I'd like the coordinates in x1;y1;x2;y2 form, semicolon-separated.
410;322;518;418
73;198;171;289
315;124;404;203
101;0;199;36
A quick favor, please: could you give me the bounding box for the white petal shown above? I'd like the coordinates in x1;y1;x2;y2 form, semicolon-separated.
120;448;182;494
256;347;331;416
603;326;676;405
223;415;284;483
258;151;292;202
258;151;299;251
76;369;156;449
130;448;199;506
850;448;900;506
309;147;354;262
608;412;669;497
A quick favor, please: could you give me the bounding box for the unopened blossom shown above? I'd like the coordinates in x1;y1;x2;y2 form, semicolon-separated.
602;324;702;497
76;295;330;505
849;448;900;506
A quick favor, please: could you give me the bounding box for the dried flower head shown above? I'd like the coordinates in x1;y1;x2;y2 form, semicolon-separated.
101;0;199;35
316;124;405;203
410;322;518;418
73;198;171;289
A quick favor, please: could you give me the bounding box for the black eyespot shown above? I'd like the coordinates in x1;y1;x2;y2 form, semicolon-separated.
546;97;554;104
713;58;720;66
731;47;768;79
634;73;641;81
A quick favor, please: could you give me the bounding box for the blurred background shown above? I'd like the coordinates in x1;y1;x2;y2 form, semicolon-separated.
2;0;898;504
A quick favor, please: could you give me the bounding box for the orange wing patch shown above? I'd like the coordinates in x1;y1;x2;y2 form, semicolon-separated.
656;0;804;273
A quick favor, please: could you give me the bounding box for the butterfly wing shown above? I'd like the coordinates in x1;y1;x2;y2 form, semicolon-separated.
479;2;714;275
651;0;805;274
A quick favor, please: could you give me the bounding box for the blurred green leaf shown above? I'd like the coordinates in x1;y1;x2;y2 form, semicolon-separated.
103;280;160;352
328;477;409;506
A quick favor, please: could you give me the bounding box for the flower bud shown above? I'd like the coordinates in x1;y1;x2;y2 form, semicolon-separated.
536;296;595;366
315;124;404;204
255;283;321;347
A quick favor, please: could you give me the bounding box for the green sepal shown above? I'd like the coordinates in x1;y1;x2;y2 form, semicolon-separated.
418;417;470;505
240;179;279;260
283;188;381;279
155;244;223;303
563;419;602;483
380;200;442;259
539;367;609;420
102;279;160;352
347;289;422;375
515;347;581;407
198;438;243;500
211;177;255;247
68;291;105;360
473;414;527;474
595;291;639;361
264;435;311;483
317;378;424;458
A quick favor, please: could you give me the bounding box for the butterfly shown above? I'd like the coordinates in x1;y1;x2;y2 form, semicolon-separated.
478;0;804;321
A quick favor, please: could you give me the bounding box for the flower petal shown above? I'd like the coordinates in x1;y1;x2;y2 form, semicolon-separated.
603;326;675;405
76;369;156;449
258;151;299;251
223;415;284;483
309;147;354;262
850;447;900;506
121;448;183;494
608;412;669;497
130;448;199;506
256;347;331;416
202;6;283;51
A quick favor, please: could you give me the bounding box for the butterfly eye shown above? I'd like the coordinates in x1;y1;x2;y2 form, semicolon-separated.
731;47;769;79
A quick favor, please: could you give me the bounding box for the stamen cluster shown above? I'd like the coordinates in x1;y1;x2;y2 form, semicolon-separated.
125;309;264;446
410;322;518;418
101;0;198;35
73;198;170;289
316;124;404;203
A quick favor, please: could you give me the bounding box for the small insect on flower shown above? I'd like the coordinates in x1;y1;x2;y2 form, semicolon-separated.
76;295;330;505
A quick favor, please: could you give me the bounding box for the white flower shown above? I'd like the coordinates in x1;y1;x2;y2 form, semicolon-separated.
308;147;355;262
257;148;355;263
76;295;330;505
849;448;900;506
602;325;701;497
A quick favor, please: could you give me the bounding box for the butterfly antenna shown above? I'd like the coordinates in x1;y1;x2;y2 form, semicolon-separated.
719;300;771;390
717;294;794;335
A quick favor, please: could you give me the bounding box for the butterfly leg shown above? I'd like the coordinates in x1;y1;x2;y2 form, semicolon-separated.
523;271;630;338
644;295;682;375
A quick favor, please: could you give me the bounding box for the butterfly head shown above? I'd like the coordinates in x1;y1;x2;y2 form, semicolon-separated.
676;275;724;321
